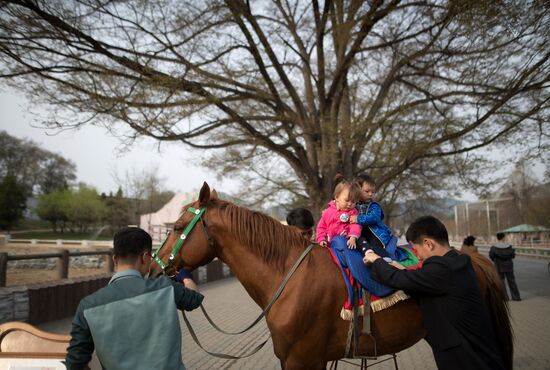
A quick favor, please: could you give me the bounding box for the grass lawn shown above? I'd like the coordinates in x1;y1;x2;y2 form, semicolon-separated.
12;219;51;230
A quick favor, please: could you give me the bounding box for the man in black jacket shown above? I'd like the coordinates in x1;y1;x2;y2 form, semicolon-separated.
363;216;505;370
489;232;521;301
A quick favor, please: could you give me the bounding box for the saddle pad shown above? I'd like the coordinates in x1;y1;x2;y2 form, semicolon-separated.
330;236;395;297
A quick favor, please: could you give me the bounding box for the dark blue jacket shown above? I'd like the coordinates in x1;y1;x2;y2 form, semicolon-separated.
356;201;393;246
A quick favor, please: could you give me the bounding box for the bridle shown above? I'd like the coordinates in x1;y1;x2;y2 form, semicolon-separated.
152;206;213;276
151;203;316;360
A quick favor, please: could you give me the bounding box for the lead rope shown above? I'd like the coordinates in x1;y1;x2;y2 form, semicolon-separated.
183;243;316;358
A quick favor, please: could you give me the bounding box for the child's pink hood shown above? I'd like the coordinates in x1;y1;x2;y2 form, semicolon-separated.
316;201;361;243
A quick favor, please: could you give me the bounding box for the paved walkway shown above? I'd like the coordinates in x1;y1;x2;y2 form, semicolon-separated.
40;259;550;369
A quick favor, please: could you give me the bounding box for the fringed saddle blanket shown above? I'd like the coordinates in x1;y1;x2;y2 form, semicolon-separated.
328;241;421;320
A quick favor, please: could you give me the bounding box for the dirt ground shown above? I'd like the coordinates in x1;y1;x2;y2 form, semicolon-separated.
1;243;111;287
5;267;108;287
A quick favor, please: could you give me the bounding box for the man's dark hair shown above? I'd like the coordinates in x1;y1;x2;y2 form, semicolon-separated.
406;215;450;246
496;232;506;241
463;235;476;246
286;208;315;229
113;227;152;261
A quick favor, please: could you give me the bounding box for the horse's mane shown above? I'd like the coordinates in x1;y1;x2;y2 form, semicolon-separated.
212;199;310;271
469;252;514;370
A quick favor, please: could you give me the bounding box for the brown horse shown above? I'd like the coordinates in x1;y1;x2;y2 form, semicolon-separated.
149;183;513;370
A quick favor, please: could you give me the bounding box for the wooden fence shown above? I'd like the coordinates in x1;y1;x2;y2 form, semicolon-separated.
3;238;113;247
0;249;231;325
0;250;114;288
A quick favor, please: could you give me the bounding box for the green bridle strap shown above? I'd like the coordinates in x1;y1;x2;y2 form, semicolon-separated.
152;206;206;272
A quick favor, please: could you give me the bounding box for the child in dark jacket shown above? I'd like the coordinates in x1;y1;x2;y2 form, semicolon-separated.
350;174;393;258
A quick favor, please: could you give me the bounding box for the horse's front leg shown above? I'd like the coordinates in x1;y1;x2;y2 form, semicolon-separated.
280;357;327;370
276;339;329;370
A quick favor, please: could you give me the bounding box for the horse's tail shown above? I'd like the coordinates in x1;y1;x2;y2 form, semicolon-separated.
470;252;514;370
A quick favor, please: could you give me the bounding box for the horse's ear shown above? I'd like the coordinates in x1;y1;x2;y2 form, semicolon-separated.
198;182;211;206
211;189;218;200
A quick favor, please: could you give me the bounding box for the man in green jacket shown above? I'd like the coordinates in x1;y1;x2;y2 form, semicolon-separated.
66;227;204;370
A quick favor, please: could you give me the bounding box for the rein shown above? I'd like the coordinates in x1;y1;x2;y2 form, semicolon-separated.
152;205;316;359
184;242;316;359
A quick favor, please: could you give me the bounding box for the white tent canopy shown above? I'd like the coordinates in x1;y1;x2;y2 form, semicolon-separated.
140;192;198;241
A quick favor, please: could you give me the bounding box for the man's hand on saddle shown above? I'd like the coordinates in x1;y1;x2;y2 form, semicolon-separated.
319;240;328;247
363;249;380;264
347;236;357;249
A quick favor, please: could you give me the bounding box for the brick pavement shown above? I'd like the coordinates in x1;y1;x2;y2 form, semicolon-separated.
179;278;550;370
39;276;550;369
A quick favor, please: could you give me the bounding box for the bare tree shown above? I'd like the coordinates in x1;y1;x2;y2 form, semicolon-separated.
0;0;548;214
113;166;174;224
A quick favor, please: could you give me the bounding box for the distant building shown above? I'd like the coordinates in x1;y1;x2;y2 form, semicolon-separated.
499;224;550;245
140;191;241;242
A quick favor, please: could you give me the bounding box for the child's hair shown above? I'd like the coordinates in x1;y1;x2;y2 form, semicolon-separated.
463;235;476;246
333;174;361;202
354;174;376;187
286;208;315;229
496;232;505;241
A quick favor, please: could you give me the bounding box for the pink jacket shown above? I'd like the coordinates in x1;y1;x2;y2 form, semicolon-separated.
316;201;361;243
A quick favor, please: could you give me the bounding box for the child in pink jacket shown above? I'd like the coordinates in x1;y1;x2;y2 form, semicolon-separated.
317;176;362;249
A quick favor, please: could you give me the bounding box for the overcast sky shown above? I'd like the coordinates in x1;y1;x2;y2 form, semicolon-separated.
0;90;237;195
1;88;546;203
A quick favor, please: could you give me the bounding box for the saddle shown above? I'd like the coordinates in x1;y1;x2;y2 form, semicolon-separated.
328;236;420;319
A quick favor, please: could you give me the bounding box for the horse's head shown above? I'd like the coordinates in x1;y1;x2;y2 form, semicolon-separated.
149;182;218;278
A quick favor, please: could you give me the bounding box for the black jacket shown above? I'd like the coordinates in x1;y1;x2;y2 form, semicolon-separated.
371;249;504;370
489;244;515;273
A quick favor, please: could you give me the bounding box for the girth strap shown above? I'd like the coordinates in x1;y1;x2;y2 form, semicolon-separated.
345;288;377;359
362;289;371;335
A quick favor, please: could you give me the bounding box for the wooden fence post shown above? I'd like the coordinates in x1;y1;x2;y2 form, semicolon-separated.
0;252;8;287
104;252;114;272
56;250;69;279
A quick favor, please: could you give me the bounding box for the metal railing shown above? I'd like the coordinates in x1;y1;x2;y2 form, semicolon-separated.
451;241;550;260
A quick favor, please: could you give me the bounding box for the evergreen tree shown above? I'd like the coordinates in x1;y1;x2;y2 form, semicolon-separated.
0;175;27;230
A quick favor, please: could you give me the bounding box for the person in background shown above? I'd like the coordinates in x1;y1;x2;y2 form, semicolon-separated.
461;235;478;254
66;227;204;370
489;232;521;301
286;208;315;241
